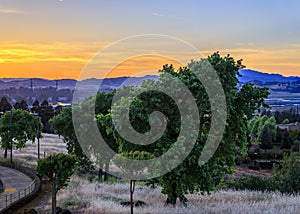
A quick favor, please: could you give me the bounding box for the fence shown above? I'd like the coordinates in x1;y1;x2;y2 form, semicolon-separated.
0;162;42;213
0;178;38;209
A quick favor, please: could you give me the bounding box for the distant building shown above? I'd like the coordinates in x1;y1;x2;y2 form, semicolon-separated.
276;122;300;131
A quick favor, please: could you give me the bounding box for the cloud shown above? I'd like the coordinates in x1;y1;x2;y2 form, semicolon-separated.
0;41;109;64
151;12;187;21
0;8;25;14
152;12;165;17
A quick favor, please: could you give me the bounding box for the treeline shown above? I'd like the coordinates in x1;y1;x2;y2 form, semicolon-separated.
0;96;62;133
248;115;300;152
261;107;300;124
0;86;73;104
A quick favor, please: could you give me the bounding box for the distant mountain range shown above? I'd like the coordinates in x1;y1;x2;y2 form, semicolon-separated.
1;70;300;106
1;69;299;90
238;69;300;83
0;75;159;90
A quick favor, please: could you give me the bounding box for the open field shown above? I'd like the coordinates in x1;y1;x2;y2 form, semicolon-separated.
1;134;300;213
52;175;300;214
0;133;67;167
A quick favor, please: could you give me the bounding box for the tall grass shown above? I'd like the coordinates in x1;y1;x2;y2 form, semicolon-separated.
0;133;67;167
54;175;300;214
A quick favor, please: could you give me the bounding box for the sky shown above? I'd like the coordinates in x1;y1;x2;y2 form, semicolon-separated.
1;0;300;79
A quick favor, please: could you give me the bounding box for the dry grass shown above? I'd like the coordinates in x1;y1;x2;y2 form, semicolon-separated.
0;133;67;167
53;176;300;214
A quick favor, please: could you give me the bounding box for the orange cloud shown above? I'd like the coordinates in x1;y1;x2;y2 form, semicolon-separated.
1;41;300;79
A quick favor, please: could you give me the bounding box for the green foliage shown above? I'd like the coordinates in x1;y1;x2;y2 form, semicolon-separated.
291;140;300;152
50;92;116;171
37;153;77;214
281;129;292;149
99;52;269;204
36;153;77;191
112;151;155;177
282;118;290;124
50;108;91;170
227;175;270;191
274;108;300;124
271;152;300;194
0;109;42;151
229;153;300;194
248;116;276;152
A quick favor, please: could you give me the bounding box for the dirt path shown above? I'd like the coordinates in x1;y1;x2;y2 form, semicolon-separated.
15;180;52;214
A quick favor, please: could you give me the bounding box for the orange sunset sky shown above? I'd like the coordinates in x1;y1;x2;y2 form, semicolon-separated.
1;0;300;80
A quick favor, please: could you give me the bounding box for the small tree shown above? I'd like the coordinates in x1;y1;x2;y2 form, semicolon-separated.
14;99;29;111
0;109;41;158
259;126;273;153
36;153;77;214
0;97;12;112
282;118;290;124
281;129;292;150
112;151;154;214
291;140;300;152
31;100;40;113
272;152;300;193
50;108;92;170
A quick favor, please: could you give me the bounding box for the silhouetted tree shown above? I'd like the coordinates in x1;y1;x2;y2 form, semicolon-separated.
0;97;12;112
14;99;29;111
281;130;292;150
39;100;54;133
31;100;40;114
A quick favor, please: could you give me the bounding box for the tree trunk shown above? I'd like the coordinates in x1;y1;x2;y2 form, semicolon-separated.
52;182;57;214
3;148;7;158
98;168;103;181
165;182;177;205
104;162;109;182
130;180;135;214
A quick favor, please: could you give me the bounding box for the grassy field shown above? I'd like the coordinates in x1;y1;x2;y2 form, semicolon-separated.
0;133;67;167
1;134;300;213
54;175;300;214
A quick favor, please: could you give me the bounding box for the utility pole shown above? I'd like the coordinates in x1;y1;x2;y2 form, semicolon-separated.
10;110;13;163
37;113;40;159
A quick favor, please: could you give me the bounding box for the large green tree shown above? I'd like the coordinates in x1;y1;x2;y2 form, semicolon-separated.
50;91;117;177
0;109;42;158
98;52;269;204
36;153;77;214
49;107;91;169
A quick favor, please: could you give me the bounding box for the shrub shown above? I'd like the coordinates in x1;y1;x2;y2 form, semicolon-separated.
271;152;300;194
229;153;300;194
227;175;269;191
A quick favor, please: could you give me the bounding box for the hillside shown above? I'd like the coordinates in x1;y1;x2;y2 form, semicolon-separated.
238;69;300;83
1;71;300;109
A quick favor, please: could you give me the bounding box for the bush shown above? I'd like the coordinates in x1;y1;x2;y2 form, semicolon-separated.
235;155;251;165
272;152;300;194
228;153;300;194
227;175;269;191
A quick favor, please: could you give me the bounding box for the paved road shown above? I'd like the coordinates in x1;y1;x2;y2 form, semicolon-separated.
0;166;33;211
